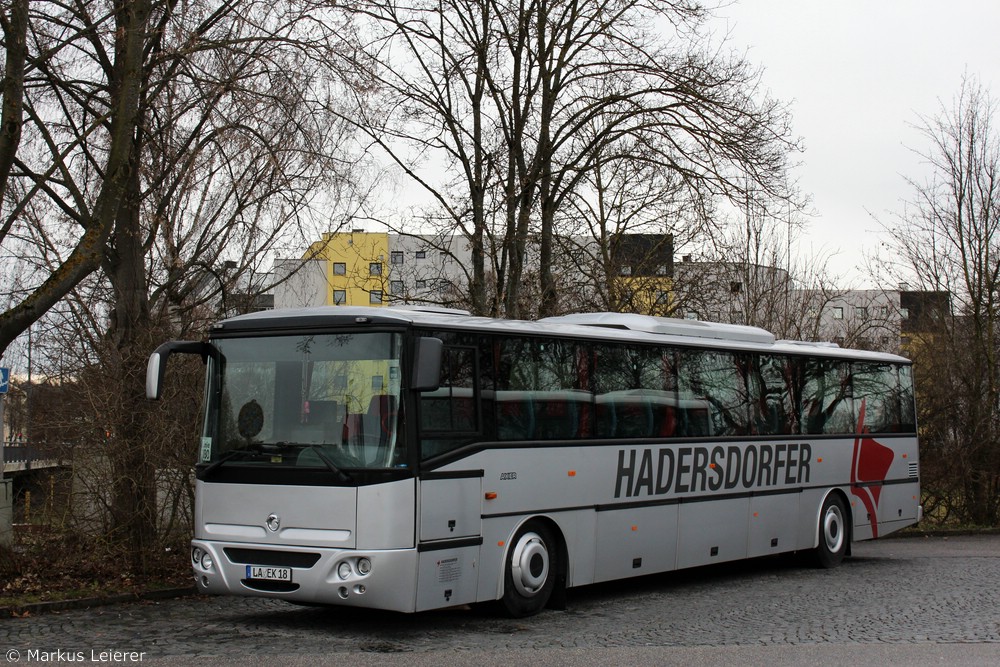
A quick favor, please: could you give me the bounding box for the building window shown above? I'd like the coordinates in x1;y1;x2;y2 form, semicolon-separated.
619;265;632;276
369;262;382;276
855;306;868;319
416;279;427;288
333;262;346;276
655;291;669;305
390;280;404;294
370;290;383;304
832;307;844;320
390;251;403;265
684;311;698;320
333;290;346;305
415;250;426;259
371;375;384;391
730;281;742;294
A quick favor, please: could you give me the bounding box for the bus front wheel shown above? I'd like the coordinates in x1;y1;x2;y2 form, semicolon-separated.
814;493;849;568
501;521;556;617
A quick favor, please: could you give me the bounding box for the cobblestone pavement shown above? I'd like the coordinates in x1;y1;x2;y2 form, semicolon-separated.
2;535;999;662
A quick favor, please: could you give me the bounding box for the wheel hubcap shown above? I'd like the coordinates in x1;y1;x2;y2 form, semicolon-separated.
823;504;844;553
511;531;549;597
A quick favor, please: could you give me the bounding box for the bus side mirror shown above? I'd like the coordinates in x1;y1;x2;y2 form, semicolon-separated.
146;341;215;400
412;337;443;392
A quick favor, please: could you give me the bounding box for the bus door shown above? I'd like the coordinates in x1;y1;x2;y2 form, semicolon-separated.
414;345;484;610
416;470;484;610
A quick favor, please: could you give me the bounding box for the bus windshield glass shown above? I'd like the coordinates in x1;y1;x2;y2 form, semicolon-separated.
204;332;403;470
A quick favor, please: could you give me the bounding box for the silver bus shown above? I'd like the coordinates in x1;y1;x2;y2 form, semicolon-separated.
147;306;921;616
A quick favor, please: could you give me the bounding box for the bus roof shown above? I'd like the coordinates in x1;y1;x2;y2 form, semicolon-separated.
214;305;911;364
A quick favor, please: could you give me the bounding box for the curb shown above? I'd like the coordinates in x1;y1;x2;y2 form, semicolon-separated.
893;527;1000;538
2;586;197;618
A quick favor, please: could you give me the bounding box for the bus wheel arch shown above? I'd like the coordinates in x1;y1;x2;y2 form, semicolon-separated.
814;490;851;568
499;517;567;617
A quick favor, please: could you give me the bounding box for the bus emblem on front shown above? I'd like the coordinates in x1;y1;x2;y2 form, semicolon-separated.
266;513;280;532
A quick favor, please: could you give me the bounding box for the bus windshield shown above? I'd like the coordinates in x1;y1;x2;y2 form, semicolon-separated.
203;332;403;471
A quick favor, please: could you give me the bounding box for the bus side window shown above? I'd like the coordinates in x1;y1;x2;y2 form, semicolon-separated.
419;345;479;459
678;349;751;436
854;362;909;433
802;359;853;434
497;392;534;440
897;365;917;432
753;355;796;436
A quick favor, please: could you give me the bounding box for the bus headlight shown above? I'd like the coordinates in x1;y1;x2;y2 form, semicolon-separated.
357;557;372;575
192;547;214;571
337;561;353;580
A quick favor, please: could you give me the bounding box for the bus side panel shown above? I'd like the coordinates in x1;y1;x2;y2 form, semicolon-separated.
863;480;921;539
419;477;482;541
748;492;801;558
416;545;480;611
357;479;416;550
594;505;677;582
478;516;521;603
676;498;749;569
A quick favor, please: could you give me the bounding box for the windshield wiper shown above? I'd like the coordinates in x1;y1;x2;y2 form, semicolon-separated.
275;442;353;483
201;443;268;476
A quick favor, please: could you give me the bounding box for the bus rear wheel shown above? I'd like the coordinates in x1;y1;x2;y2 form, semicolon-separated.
501;521;556;617
814;493;849;568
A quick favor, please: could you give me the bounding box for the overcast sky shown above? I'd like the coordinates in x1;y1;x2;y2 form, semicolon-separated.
712;0;1000;286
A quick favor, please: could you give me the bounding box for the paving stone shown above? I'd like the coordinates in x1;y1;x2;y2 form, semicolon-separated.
1;535;998;658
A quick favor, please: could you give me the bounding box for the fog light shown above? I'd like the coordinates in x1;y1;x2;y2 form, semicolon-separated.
192;547;204;566
337;561;352;580
202;554;214;571
357;557;372;575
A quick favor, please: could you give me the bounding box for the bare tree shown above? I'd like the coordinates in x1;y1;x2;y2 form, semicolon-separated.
880;75;1000;525
1;0;364;570
337;0;798;318
0;0;152;358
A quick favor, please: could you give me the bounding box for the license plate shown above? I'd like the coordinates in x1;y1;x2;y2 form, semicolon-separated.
246;565;292;581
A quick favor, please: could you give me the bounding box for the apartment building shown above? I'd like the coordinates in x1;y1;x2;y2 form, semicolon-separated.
272;230;946;352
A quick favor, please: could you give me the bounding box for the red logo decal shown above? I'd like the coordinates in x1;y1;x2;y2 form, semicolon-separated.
850;400;893;537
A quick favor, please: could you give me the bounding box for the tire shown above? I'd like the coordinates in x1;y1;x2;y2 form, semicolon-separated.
500;521;557;618
815;493;849;568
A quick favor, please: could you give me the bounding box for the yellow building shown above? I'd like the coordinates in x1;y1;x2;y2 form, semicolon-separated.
304;230;391;306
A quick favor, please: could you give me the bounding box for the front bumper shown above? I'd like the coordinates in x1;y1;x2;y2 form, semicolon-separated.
191;539;419;613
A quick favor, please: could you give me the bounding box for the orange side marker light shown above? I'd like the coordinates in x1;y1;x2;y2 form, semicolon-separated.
485;492;498;500
568;470;577;477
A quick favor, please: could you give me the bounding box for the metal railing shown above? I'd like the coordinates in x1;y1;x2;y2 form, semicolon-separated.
1;442;66;471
